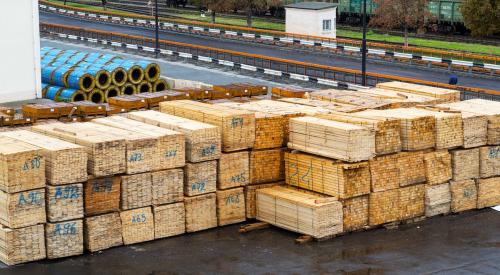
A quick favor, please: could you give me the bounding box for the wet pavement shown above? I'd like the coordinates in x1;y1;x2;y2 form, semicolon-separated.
1;209;499;274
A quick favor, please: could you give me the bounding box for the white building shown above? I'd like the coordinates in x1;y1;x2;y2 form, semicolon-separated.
285;2;337;38
0;0;41;103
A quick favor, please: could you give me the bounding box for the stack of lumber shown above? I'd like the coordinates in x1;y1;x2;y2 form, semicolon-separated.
184;161;217;197
184;193;217;233
216;188;246;226
218;151;249;189
316;111;402;155
359;88;445;107
477;177;500;208
411;108;464;149
480;146;500;178
271;86;311;99
153;202;185;239
249;149;285;184
92;116;186;171
309;89;396;110
355;108;436;151
160;100;255;152
120;207;154;245
256;186;343;239
127;110;221;162
278;98;367;113
244;182;283;219
288;116;376;162
376;81;460;102
425;183;451;217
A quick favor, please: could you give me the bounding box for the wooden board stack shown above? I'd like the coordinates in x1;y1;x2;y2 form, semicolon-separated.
376;81;461;102
249;149;285;185
160;100;255;152
309;89;396;110
278;98;367;113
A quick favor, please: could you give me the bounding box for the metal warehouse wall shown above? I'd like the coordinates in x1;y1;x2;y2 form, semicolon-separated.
0;0;41;103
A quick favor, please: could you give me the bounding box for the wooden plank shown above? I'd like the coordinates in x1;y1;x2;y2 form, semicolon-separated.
341;195;369;232
278;98;366;113
376;81;461;102
256;186;343;239
160;100;255;152
218;151;250;190
127;110;221;163
284;151;370;199
93;116;185;171
477;177;500;209
0;189;46;229
450;180;477;213
250;149;285;184
120;207;154;245
316;111;402;155
152;169;184;205
425;183;451;217
0;136;45;193
289;116;376;162
360;88;445;107
153;202;185;239
184;193;217;233
120;173;153;210
309;89;396;110
84;212;123;252
84;176;121;216
355;109;436;151
46;183;84;222
479;146;500;178
216;187;246;226
244;182;284;219
32;122;127;177
451;148;480;181
0;224;45;265
45;219;83;259
184;161;217;197
0;130;87;185
423;150;452;185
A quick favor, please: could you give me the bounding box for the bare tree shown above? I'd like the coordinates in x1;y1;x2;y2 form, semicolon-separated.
370;0;431;46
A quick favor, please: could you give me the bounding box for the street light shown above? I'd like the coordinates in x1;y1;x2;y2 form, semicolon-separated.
361;0;367;86
155;0;159;58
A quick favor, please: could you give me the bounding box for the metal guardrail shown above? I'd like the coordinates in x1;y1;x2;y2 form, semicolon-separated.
40;22;500;99
39;0;500;70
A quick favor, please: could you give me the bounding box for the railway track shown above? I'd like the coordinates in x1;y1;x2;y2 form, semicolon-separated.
39;22;500;99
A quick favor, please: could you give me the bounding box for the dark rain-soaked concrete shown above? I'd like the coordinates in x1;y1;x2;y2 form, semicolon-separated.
1;209;499;274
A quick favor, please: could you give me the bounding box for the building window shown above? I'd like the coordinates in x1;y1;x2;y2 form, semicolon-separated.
322;19;332;31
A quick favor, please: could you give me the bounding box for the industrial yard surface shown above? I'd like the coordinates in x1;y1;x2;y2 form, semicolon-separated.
1;209;498;274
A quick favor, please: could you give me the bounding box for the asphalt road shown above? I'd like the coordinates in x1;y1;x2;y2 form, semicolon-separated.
40;12;500;91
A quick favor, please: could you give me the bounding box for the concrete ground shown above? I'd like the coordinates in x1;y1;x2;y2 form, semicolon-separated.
1;209;499;274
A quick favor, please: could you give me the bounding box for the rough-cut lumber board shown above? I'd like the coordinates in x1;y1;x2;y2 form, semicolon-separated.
437;99;500;145
0;224;45;265
153;202;185;239
425;183;451;217
120;173;153;210
451;148;480;181
45;219;83;259
289;116;376;162
216;188;246;226
369;152;425;192
86;122;156;175
316;112;402;155
256;186;343;239
250;148;285;184
360;88;445;107
398;184;425;221
152;169;184;205
160;100;255;152
278;98;367;113
32;122;126;177
184;193;217;233
0;136;45;193
46;183;84;222
479;146;500;178
84;176;121;216
120;207;154;245
84;212;123;252
309;89;396;110
423;150;452;185
356;109;436;151
369;189;399;226
218;151;250;190
127;110;221;163
0;130;87;185
341;195;369;232
477;177;500;208
284;151;370;198
244;182;283;219
0;189;46;229
450;180;477;213
376;81;460;102
184;161;217;196
92;116;186;171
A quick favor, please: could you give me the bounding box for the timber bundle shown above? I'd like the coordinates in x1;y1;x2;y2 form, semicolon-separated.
0;80;498;265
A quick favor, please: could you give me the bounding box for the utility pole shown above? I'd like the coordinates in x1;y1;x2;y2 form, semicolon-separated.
361;0;367;86
155;0;160;58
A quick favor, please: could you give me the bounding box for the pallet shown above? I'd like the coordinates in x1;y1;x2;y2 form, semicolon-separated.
22;102;76;121
271;86;309;99
72;101;107;117
107;95;148;110
135;91;188;108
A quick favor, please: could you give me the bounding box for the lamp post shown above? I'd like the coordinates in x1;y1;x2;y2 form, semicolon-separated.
155;0;159;58
361;0;367;86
